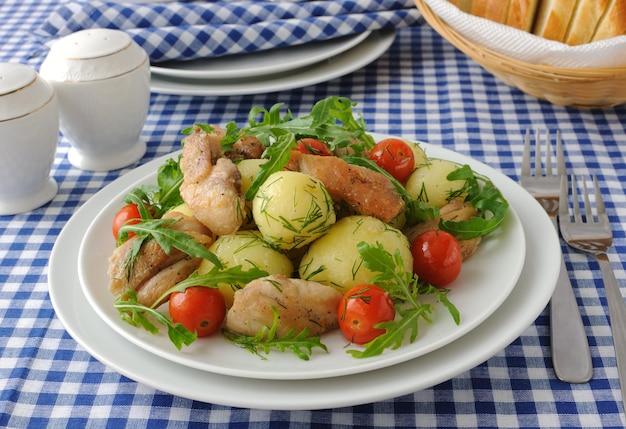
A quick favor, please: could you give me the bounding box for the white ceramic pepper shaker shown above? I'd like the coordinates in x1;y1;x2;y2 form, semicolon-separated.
40;29;150;172
0;63;59;215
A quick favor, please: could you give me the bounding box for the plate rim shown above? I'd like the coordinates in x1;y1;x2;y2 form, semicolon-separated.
150;32;371;80
149;29;396;96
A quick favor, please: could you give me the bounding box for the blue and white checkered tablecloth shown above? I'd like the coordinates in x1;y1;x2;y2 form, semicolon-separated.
2;0;626;428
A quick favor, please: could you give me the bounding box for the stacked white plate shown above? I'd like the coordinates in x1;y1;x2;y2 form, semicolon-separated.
149;30;396;95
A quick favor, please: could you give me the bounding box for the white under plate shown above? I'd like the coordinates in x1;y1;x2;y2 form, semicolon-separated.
150;32;371;80
76;133;526;381
149;29;395;96
49;136;560;409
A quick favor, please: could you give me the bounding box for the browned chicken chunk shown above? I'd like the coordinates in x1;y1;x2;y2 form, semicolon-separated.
180;127;247;236
225;274;342;338
108;213;215;307
287;151;405;223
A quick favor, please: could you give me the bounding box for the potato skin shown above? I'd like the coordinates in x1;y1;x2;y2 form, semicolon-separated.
298;215;413;293
198;230;293;307
405;158;467;209
252;171;336;250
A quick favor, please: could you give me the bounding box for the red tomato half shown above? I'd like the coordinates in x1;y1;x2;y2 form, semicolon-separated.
112;203;142;241
337;284;395;345
411;230;462;287
169;287;226;337
368;138;415;183
295;138;332;156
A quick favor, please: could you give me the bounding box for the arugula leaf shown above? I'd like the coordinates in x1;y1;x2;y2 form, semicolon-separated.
115;290;197;350
223;307;328;361
439;165;509;240
150;266;269;309
346;242;460;359
244;133;296;201
119;218;223;269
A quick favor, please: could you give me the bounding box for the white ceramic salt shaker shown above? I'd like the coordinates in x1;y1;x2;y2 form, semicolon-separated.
40;29;150;171
0;63;59;215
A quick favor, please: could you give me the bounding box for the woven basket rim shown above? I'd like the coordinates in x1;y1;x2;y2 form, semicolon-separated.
414;0;626;81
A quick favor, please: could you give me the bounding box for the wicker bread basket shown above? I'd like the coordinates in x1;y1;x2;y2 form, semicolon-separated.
414;0;626;109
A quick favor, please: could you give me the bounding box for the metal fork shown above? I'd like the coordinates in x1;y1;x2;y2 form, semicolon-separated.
560;175;626;410
521;129;592;383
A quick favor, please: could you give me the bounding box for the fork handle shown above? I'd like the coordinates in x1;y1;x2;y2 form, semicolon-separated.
550;218;593;383
598;254;626;411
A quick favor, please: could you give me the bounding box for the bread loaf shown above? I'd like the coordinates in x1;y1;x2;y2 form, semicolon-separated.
506;0;540;31
565;0;610;45
446;0;626;45
532;0;578;42
448;0;473;13
471;0;510;23
592;0;626;42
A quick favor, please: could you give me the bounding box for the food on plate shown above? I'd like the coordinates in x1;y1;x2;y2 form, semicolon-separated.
449;0;626;44
337;284;396;345
286;150;405;223
180;126;247;236
109;96;509;360
225;274;342;338
252;170;336;250
410;230;463;286
169;286;226;337
196;230;293;307
108;211;215;307
405;158;468;209
299;215;413;292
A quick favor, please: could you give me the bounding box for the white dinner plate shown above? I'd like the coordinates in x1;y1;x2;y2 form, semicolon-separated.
150;32;371;80
149;29;396;96
48;136;560;409
76;135;525;380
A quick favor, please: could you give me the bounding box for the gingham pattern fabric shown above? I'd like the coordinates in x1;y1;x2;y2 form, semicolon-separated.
34;0;422;62
3;0;626;428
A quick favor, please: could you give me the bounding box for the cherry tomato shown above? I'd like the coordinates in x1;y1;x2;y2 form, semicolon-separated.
295;138;332;156
368;138;415;183
112;203;142;241
411;230;462;287
337;284;395;345
169;287;226;337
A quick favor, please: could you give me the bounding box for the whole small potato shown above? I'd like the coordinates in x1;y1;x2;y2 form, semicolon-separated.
405;158;467;208
252;171;336;250
197;230;293;307
236;159;267;229
408;140;428;169
299;215;413;293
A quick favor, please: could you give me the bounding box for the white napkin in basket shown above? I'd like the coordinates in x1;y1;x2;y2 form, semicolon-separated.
424;0;626;68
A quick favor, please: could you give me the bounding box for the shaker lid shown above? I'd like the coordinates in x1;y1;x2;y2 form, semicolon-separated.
0;63;55;121
39;29;148;82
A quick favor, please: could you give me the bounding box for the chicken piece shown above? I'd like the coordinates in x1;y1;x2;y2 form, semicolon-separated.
287;151;405;223
224;135;266;160
403;199;482;260
180;127;247;236
108;213;214;307
225;274;342;338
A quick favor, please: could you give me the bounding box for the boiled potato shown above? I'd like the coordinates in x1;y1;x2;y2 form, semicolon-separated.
298;215;412;293
252;171;336;250
236;159;267;229
405;158;467;208
408;140;428;169
197;230;293;307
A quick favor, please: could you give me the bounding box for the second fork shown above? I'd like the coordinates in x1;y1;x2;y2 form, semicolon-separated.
521;130;592;383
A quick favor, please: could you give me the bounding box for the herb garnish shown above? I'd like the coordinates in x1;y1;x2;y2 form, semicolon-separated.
222;307;328;361
346;242;460;358
114;265;269;350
